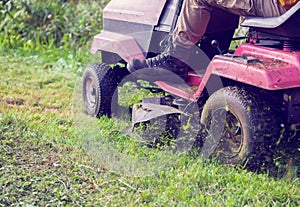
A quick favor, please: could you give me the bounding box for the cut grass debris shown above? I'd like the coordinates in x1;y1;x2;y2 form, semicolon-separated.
0;51;299;206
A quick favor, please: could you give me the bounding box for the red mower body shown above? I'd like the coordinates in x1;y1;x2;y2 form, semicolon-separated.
157;43;300;99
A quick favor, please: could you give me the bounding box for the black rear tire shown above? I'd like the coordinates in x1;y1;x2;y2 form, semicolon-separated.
200;86;278;170
82;63;117;117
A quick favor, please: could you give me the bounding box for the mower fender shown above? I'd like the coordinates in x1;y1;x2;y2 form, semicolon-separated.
91;31;145;62
201;44;300;91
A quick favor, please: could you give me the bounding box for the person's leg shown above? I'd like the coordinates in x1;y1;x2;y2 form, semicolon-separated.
127;0;212;81
172;0;261;47
173;0;212;47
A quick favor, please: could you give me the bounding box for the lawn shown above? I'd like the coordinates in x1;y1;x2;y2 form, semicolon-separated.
0;49;299;206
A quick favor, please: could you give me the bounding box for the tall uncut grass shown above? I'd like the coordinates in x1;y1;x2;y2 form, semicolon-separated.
0;0;109;51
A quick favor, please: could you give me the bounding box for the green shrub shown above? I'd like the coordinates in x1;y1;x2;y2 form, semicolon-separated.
0;0;109;50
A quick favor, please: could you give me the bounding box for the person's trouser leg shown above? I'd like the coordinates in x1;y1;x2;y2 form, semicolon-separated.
173;0;211;47
126;0;210;80
173;0;286;48
173;0;256;47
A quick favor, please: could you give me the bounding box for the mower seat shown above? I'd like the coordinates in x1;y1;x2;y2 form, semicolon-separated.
241;2;300;38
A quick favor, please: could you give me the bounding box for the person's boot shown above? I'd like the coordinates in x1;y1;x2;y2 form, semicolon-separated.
127;39;190;82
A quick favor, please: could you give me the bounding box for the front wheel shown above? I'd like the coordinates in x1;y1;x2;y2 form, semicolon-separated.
200;86;278;169
82;63;117;117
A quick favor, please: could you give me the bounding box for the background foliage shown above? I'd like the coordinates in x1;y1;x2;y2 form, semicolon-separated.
0;0;109;50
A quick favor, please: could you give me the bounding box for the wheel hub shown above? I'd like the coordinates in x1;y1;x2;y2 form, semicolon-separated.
219;111;243;158
86;77;96;108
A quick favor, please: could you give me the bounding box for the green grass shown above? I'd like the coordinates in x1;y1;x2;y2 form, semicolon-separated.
0;49;300;206
0;0;107;50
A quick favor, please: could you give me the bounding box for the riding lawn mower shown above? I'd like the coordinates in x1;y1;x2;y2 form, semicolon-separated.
81;0;300;169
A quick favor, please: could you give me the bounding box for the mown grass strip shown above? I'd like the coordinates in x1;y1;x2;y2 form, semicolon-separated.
0;51;299;206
